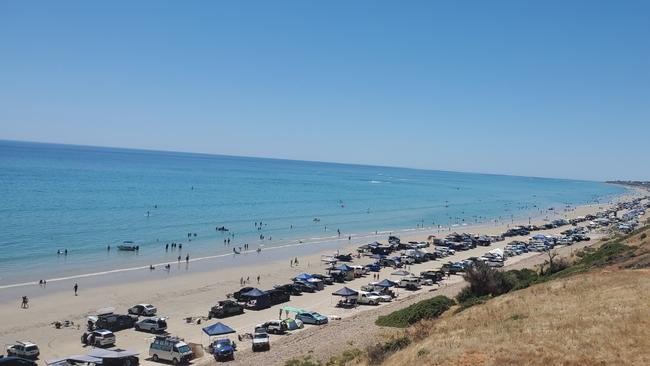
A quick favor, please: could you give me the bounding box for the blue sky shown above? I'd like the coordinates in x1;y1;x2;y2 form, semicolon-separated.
0;1;648;180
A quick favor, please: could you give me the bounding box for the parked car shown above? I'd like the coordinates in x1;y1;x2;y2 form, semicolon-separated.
211;338;236;361
82;329;116;347
5;342;39;359
266;289;290;305
255;320;287;335
149;335;193;365
0;357;37;366
135;317;168;333
92;313;138;331
296;311;328;325
273;283;303;296
357;291;381;305
368;291;392;302
251;331;270;352
232;287;255;302
208;300;245;319
128;304;157;316
292;281;316;293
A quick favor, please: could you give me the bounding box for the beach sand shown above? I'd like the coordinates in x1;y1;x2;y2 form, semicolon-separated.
0;190;643;365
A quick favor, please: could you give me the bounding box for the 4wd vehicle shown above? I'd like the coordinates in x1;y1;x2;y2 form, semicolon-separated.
208;300;244;319
5;342;39;359
135;317;168;333
296;311;328;325
0;357;37;366
232;287;255;302
357;291;381;305
266;289;290;305
273;283;303;296
81;329;116;347
128;304;157;316
91;313;138;331
149;335;193;365
255;320;287;335
292;281;316;293
251;332;270;352
211;338;236;361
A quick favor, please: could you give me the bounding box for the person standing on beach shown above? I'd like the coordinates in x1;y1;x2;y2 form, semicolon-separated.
185;254;189;263
74;283;78;296
177;255;181;262
21;296;29;308
257;275;260;284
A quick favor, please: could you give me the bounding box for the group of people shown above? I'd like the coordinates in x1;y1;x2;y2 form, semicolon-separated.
290;257;299;267
165;242;182;251
56;249;68;255
239;275;261;286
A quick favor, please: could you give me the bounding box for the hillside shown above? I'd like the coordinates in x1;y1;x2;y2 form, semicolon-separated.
375;226;650;366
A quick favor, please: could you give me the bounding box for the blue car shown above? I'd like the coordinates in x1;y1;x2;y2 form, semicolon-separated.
212;338;236;361
296;311;328;325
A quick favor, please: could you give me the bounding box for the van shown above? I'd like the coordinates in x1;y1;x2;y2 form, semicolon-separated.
398;277;421;290
149;335;193;365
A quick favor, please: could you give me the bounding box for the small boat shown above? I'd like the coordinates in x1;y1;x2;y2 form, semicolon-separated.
118;241;139;251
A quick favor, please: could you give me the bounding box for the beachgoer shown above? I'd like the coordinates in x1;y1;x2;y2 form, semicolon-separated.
179;244;182;250
21;296;29;308
64;249;68;255
257;275;260;284
74;283;78;296
107;245;110;251
279;308;282;319
178;255;181;262
186;254;189;263
165;243;169;251
257;247;261;254
246;276;249;283
294;257;299;266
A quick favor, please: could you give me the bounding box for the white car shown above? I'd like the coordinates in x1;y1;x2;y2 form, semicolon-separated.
83;329;116;347
135;317;168;333
368;292;392;302
357;291;381;305
128;303;157;316
6;341;40;359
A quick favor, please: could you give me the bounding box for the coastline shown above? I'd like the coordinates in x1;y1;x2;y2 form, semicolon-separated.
0;188;642;366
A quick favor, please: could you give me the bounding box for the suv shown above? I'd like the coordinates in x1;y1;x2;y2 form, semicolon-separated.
296;311;328;325
255;320;287;335
251;331;270;352
208;300;244;319
92;313;138;331
5;342;39;359
135;317;168;333
128;304;157;316
82;329;116;347
211;338;236;361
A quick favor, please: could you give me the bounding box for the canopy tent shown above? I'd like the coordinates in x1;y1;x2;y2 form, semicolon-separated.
391;270;412;276
87;349;139;359
334;264;353;272
294;273;313;281
281;306;305;314
240;288;267;298
375;279;397;288
202;322;236;336
332;287;359;297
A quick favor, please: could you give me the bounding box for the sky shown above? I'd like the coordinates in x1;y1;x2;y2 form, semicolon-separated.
0;1;648;181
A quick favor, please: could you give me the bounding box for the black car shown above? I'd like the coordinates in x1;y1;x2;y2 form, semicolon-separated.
94;313;138;331
266;289;290;305
273;283;303;296
0;357;37;366
232;287;255;302
208;300;245;319
310;274;334;285
292;281;316;293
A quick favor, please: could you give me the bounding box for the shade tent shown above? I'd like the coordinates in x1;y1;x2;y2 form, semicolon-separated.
375;279;397;288
202;322;236;336
241;288;267;298
335;264;353;272
295;273;313;281
391;270;412;276
281;306;304;314
332;287;359;297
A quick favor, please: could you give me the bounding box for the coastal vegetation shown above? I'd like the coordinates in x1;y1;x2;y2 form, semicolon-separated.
374;295;454;328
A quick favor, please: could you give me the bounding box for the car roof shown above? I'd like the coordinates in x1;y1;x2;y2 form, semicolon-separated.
94;329;113;334
15;342;37;347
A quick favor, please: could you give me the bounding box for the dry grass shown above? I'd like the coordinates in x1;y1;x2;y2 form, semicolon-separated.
375;269;650;366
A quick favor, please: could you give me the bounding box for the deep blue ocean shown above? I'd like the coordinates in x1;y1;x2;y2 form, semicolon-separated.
0;140;626;285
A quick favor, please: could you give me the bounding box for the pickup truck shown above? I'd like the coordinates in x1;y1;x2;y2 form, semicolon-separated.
251;331;270;352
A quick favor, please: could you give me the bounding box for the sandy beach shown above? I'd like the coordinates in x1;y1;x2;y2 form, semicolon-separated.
0;190;642;365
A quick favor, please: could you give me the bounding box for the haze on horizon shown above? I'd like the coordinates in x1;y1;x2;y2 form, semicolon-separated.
1;1;648;181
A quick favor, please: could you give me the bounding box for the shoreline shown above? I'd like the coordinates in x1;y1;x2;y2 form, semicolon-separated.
0;188;629;291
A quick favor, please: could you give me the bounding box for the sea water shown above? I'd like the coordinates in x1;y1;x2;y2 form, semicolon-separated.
0;140;626;285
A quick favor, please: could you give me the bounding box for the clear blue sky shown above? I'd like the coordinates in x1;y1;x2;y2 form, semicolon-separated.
1;1;648;181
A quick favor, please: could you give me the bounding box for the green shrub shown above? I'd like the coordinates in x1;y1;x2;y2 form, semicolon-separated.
326;348;362;366
365;336;411;364
286;356;321;366
375;295;454;328
455;295;491;313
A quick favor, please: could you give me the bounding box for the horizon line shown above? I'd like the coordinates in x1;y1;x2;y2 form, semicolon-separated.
0;138;608;183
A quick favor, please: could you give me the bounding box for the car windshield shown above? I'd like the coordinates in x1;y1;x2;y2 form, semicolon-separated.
254;334;267;339
177;345;191;353
25;346;38;351
215;341;230;348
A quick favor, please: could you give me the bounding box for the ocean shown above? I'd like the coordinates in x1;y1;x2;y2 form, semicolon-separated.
0;140;626;285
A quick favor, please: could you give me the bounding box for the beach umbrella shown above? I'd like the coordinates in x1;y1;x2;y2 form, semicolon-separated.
332;287;359;297
375;279;397;288
202;322;235;336
391;269;411;276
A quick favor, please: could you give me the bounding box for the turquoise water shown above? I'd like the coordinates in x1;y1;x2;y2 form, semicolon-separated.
0;140;626;285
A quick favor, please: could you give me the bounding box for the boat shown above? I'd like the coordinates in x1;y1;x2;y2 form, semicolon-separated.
118;241;139;251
